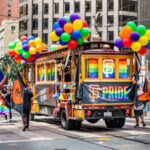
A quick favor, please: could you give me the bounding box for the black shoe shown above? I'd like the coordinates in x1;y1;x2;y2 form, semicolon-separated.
134;124;139;127
142;121;146;127
23;125;27;131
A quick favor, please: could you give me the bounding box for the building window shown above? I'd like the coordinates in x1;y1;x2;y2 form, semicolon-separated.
119;15;137;26
96;0;102;12
43;3;49;14
11;26;15;34
107;31;114;41
54;3;59;14
19;21;27;32
8;0;11;6
53;18;59;23
43;18;48;29
75;2;80;13
64;2;70;13
33;4;38;15
24;4;28;15
19;6;23;17
98;31;102;38
42;33;48;44
108;0;114;11
85;16;91;27
129;1;137;12
33;34;38;38
85;1;91;12
107;15;114;25
32;19;38;30
8;10;11;16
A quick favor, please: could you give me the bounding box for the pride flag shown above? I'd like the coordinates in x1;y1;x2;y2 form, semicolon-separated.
119;59;128;79
7;64;11;76
0;105;10;115
89;58;98;78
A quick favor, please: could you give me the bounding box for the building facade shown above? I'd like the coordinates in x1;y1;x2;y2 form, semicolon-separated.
19;0;138;50
0;0;19;26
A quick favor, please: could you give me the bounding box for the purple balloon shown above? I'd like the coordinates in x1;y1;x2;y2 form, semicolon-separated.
58;18;67;28
115;38;124;48
55;27;64;37
130;32;140;41
70;13;80;23
22;44;29;51
33;52;40;58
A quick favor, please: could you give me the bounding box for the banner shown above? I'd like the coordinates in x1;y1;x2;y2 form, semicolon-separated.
81;82;133;104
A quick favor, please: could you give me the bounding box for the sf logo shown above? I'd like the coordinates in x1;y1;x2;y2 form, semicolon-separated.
89;84;100;102
15;88;21;98
103;59;114;77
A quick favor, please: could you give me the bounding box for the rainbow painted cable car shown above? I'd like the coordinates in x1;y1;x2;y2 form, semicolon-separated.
23;41;135;130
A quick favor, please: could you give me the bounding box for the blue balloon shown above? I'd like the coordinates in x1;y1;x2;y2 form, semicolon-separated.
115;38;124;48
53;22;60;30
19;53;23;58
28;35;34;41
72;30;81;40
146;41;150;49
22;40;28;45
59;39;67;45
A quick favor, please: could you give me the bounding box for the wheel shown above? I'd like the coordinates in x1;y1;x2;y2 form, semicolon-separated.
105;118;125;128
105;119;115;128
30;114;35;121
87;119;99;124
61;110;73;130
73;120;82;130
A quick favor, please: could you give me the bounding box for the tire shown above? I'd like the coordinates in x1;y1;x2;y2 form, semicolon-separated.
73;120;82;130
61;110;73;130
105;119;115;128
105;118;125;128
87;119;99;124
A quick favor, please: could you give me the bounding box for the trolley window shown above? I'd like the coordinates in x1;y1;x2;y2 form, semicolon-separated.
37;64;45;82
46;62;55;81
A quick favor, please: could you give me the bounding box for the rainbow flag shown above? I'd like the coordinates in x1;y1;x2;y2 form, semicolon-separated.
7;64;11;76
37;66;41;81
47;66;51;81
119;59;128;79
42;66;45;81
0;105;10;115
51;66;55;81
89;58;98;78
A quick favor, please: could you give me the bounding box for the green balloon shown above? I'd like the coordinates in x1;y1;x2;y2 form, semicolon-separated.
9;42;15;49
64;16;71;23
126;21;136;31
136;25;146;37
61;33;71;43
14;39;21;46
18;46;24;54
23;51;30;58
77;38;84;46
80;28;90;37
51;44;56;50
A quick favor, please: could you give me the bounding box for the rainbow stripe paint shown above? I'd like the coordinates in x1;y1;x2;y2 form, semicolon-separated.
42;65;45;81
0;105;9;115
89;58;98;78
51;64;55;81
37;66;41;81
47;67;51;81
119;59;128;79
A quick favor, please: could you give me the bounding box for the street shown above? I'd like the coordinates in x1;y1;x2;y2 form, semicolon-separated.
0;110;150;150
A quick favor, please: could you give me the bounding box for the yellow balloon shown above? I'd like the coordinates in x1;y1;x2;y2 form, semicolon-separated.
131;42;141;52
145;30;150;40
29;47;36;55
73;19;83;30
49;31;60;41
14;47;18;54
35;37;42;45
16;42;22;48
139;36;149;46
55;45;62;50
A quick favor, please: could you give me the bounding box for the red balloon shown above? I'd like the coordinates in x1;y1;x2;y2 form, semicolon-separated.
14;58;21;63
8;49;16;56
138;46;147;55
26;55;32;61
20;35;27;41
123;38;132;47
14;54;21;60
68;39;78;49
82;20;87;27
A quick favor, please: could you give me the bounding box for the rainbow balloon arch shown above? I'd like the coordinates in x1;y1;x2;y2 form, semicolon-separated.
115;21;150;55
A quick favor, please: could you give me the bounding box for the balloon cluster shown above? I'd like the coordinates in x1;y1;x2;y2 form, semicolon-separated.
49;13;90;49
8;35;46;63
115;21;150;55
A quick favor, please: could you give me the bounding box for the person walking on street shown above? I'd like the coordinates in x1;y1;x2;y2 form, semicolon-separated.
23;83;33;131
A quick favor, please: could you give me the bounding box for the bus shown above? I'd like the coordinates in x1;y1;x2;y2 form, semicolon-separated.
23;41;135;130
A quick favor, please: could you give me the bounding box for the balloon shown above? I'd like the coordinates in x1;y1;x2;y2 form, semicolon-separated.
53;22;61;30
17;46;24;54
64;16;71;23
35;37;42;45
145;41;150;49
14;58;21;63
33;52;40;58
83;33;90;40
8;49;15;56
77;38;84;46
64;23;73;34
20;35;27;41
55;27;64;37
139;36;149;46
58;17;67;28
22;51;30;58
29;47;36;55
126;21;136;31
131;42;141;51
14;47;18;54
119;31;124;39
61;33;71;42
123;38;132;47
80;28;90;37
51;44;56;50
59;39;67;45
138;46;147;55
26;56;32;61
70;13;80;23
73;19;83;30
27;35;34;41
14;54;21;60
49;31;60;41
145;30;150;40
28;40;36;47
56;45;62;49
22;40;28;45
136;25;146;37
16;42;22;48
23;44;29;51
130;32;140;41
36;44;43;52
72;30;81;40
82;20;87;27
14;39;21;46
115;38;124;48
9;42;15;49
68;39;78;49
121;26;132;38
41;43;46;50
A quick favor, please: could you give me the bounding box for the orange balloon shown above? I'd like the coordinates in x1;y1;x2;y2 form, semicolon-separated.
14;58;21;63
83;33;90;40
28;40;36;47
36;44;43;52
119;31;124;39
121;26;132;38
64;23;73;34
41;43;46;50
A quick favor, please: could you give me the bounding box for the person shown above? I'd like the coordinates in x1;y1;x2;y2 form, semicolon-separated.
134;83;146;127
22;83;33;131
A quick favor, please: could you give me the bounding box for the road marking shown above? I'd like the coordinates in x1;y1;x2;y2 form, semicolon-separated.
125;122;150;129
98;138;110;141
